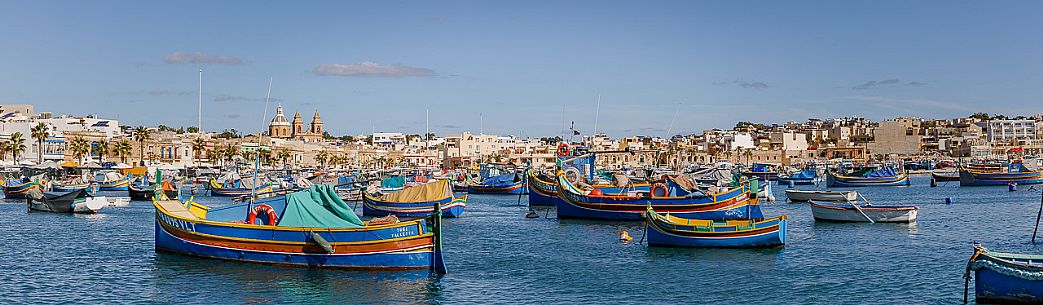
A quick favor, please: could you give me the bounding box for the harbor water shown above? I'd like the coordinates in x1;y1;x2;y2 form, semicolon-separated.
3;175;1043;304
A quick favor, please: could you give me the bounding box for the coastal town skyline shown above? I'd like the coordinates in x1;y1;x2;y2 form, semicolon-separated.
3;1;1043;137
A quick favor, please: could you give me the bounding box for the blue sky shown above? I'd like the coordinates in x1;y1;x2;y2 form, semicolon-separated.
1;1;1041;137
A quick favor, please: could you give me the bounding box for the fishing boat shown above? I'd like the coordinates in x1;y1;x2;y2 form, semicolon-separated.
784;190;857;202
50;176;92;192
97;172;131;191
362;180;467;218
777;169;817;185
809;200;918;222
825;166;910;187
467;172;526;195
959;162;1043;186
26;188;108;213
741;163;780;181
208;178;273;197
554;171;761;220
154;184;447;272
931;171;960;182
644;207;786;248
965;243;1043;304
526;169;650;206
129;181;179;201
1;178;41;199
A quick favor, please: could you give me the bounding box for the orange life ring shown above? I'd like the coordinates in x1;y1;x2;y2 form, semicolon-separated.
247;203;278;225
650;183;669;198
556;143;570;157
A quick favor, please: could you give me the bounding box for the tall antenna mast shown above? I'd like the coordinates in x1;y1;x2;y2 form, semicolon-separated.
425;108;430;148
198;69;203;134
251;77;273;200
666;103;681;136
593;94;601;136
561;103;567;139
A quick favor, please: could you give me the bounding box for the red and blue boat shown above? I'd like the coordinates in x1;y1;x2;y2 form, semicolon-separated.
645;207;786;248
554;171;761;220
208;178;274;196
777;169;817;185
362;180;467;218
526;169;650;206
966;243;1043;304
2;178;41;199
154;184;447;272
467;172;526;195
825;166;910;187
959;162;1043;186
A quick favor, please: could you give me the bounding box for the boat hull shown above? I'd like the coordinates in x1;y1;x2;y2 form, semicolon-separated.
129;186;178;201
959;169;1043;186
826;172;910;187
646;213;786;248
526;171;649;206
971;247;1043;304
810;202;917;222
362;195;466;218
153;199;441;270
3;182;40;199
466;181;526;195
785;190;857;202
777;177;815;185
554;173;762;220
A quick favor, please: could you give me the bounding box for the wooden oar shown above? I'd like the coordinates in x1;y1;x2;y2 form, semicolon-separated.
1033;188;1043;242
849;192;875;223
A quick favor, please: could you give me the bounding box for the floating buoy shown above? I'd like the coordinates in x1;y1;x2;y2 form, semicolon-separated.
945;197;954;204
930;178;937;188
525;210;539;218
619;230;632;241
787;180;795;188
1009;182;1018;192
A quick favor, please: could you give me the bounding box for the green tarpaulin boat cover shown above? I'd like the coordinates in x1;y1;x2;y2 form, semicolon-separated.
381;176;405;189
277;184;364;228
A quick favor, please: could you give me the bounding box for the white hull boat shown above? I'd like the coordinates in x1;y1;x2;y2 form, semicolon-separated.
785;190;857;202
810;201;918;223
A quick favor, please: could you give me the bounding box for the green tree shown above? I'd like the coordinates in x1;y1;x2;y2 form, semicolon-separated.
94;139;109;162
315;150;330;168
113;140;133;163
8;132;27;162
132;126;152;164
191;138;206;164
30;122;49;162
68;137;91;163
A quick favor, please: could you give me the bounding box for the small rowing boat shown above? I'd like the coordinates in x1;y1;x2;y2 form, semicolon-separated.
644;207;786;248
931;172;959;182
959;162;1043;186
467;172;526;195
784;190;857;202
809;200;918;223
1;178;40;199
965;243;1043;304
825;166;910;187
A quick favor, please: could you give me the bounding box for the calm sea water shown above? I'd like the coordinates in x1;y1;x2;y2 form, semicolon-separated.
3;175;1043;304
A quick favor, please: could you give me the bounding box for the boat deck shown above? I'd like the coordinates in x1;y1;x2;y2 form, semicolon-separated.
156;200;199;220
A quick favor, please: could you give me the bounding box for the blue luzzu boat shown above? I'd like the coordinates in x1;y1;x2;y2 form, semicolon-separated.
362;180;467;218
554;171;761;220
467;172;526;195
97;175;131;191
741;163;780;181
208;179;274;196
154;184;447;272
645;207;786;248
965;243;1043;304
526;169;650;206
959;162;1043;186
1;178;41;199
825;166;910;187
777;169;817;185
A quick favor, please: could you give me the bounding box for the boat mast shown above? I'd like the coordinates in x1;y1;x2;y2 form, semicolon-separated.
252;77;273;200
198;69;203;134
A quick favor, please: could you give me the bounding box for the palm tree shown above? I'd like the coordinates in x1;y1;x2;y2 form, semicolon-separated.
223;144;239;166
94;139;109;162
0;141;8;161
30;122;49;162
8;132;27;163
206;148;223;166
191;138;206;164
69;137;91;163
277;149;292;167
315;150;330;168
113;140;133;163
743;148;754;166
132;126;152;164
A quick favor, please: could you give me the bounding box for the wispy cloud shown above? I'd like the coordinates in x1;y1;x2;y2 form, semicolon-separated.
214;94;282;103
313;61;435;77
712;80;769;89
852;78;928;90
164;52;243;65
148;90;195;96
844;95;974;113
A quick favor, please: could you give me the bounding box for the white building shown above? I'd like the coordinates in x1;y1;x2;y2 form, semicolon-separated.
0;105;121;162
987;120;1038;142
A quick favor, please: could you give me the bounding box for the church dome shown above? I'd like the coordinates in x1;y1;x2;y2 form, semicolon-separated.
270;105;290;126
